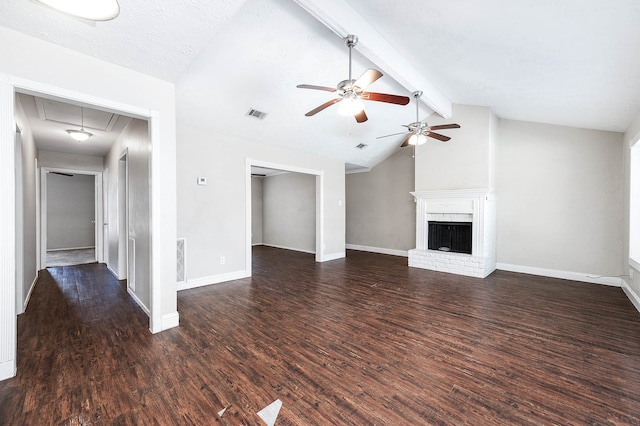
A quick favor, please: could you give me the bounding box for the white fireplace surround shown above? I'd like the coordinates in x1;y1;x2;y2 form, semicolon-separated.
409;189;496;278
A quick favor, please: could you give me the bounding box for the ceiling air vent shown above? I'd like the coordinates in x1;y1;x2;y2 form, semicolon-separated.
246;108;267;120
356;143;367;149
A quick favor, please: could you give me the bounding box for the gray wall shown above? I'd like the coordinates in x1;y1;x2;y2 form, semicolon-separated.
176;123;345;284
346;148;416;253
46;173;95;250
14;95;38;313
263;172;316;253
496;119;623;276
105;118;151;311
251;176;263;245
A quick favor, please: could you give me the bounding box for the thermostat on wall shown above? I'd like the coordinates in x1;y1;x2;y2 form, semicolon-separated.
197;177;207;185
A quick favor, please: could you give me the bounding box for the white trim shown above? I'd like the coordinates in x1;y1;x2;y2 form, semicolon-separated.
106;264;121;280
0;82;17;380
630;257;640;272
262;243;315;255
621;280;640;314
346;244;408;257
345;167;371;175
496;263;623;287
127;287;150;316
0;360;16;381
178;270;251;291
161;312;180;330
319;251;345;262
22;274;38;313
411;188;494;201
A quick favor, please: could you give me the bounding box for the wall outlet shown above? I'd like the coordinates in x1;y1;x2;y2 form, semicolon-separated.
197;177;207;185
220;256;225;265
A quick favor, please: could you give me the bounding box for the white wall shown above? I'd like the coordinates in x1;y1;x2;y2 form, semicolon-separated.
416;104;494;191
496;119;624;278
263;172;316;253
251;176;263;245
176;123;345;287
39;150;103;171
0;26;178;380
104;119;151;310
46;173;95;250
346;148;415;254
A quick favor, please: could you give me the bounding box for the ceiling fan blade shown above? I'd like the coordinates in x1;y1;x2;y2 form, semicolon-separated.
376;131;408;139
426;131;451;142
362;92;410;105
400;134;413;147
354;109;368;123
304;98;342;116
297;84;337;92
429;124;461;131
353;68;383;90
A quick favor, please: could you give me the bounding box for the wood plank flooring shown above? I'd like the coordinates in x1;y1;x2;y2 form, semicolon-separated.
1;246;640;425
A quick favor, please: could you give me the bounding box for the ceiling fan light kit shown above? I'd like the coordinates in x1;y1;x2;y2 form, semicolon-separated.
377;90;460;147
297;34;410;123
35;0;120;21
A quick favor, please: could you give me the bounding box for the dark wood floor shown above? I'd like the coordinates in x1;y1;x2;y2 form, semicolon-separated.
1;246;640;425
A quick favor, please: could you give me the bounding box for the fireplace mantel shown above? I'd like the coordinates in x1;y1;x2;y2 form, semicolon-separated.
409;188;496;278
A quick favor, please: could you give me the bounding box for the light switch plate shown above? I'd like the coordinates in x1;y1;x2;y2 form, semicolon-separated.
197;177;207;185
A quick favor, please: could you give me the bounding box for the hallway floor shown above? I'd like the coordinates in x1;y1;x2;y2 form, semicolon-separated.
46;248;95;267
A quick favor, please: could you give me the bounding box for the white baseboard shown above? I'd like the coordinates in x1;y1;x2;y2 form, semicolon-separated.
22;274;38;313
127;288;150;316
496;263;624;287
106;264;125;280
346;244;408;257
178;270;251;291
160;312;180;330
318;251;346;262
0;359;16;381
262;243;315;255
47;246;95;252
622;280;640;314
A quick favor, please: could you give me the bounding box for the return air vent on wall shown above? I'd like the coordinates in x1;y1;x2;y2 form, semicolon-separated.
246;108;267;120
177;238;186;283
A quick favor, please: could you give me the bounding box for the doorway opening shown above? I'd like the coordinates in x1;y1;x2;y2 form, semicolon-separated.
246;159;325;277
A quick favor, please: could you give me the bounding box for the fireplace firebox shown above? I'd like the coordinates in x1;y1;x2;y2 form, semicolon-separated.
428;221;472;255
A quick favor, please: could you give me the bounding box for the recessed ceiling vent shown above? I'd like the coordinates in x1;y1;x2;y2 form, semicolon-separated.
246;108;267;120
356;143;367;149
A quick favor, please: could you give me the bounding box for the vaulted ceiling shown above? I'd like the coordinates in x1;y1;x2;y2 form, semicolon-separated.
2;0;640;169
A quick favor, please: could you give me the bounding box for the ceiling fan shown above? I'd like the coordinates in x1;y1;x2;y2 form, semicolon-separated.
297;35;410;123
377;91;460;146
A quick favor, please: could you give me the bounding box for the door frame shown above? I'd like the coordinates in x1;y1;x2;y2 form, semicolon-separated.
1;74;169;381
39;167;103;269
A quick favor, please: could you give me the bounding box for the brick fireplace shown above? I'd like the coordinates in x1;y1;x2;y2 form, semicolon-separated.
408;189;496;278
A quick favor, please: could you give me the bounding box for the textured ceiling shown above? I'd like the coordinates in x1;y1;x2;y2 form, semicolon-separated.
2;0;640;169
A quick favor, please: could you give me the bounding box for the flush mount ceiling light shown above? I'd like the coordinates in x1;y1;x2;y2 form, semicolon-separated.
35;0;120;21
67;107;93;142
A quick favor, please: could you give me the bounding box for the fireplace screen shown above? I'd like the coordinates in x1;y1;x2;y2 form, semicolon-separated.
428;221;472;254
